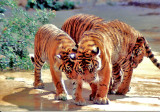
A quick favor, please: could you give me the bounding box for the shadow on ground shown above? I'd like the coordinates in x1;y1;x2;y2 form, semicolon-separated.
2;80;132;111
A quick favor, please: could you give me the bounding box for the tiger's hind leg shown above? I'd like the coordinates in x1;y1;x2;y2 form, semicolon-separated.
116;67;133;95
33;56;45;89
109;64;123;94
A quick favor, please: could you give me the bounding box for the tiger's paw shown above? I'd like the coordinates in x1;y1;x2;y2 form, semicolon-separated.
73;97;86;106
55;93;67;101
33;81;44;89
116;87;130;95
89;94;96;101
93;96;110;105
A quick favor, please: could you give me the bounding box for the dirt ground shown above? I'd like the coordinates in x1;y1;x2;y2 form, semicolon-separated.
0;56;160;111
0;0;160;111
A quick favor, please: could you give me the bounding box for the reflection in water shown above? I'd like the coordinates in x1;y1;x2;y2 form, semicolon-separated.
34;94;42;110
2;87;72;111
1;81;92;111
1;76;160;111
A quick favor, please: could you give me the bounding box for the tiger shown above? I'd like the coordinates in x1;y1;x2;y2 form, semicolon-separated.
61;14;105;44
61;14;160;105
31;24;78;101
61;14;123;98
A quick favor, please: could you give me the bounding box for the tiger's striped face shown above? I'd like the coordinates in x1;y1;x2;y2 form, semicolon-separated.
55;46;78;79
74;47;101;82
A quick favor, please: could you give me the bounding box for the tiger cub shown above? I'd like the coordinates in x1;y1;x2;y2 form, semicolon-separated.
32;24;77;101
62;14;160;105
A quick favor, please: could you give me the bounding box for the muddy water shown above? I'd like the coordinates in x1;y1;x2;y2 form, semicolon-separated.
1;0;160;111
0;62;160;111
0;64;160;111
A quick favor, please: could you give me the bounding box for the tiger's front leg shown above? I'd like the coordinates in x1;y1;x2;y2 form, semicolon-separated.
50;65;67;101
116;67;133;95
89;82;97;101
93;62;112;104
72;76;86;106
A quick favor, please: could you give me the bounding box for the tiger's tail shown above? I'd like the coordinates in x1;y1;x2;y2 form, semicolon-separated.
144;38;160;69
31;56;35;64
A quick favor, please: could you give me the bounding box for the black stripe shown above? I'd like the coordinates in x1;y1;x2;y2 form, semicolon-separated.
38;58;45;64
90;82;93;86
35;62;41;68
56;82;60;88
73;87;76;91
36;60;43;67
72;82;76;85
149;54;154;58
146;50;151;54
153;59;157;63
113;71;120;76
36;68;41;71
157;63;160;67
116;76;121;80
145;46;149;49
35;51;44;64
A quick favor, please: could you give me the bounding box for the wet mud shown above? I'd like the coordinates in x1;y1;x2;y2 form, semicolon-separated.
0;57;160;111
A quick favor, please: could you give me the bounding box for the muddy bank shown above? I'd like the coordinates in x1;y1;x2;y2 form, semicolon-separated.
0;57;160;111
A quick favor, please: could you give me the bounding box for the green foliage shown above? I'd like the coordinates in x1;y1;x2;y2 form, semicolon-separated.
53;1;63;10
26;0;76;10
63;0;75;9
0;0;55;71
0;7;6;13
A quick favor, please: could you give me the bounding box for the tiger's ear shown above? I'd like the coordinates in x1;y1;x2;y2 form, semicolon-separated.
91;47;100;56
72;44;78;53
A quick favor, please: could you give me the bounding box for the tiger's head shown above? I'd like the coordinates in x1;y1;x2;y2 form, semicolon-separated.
74;46;101;82
55;45;78;79
131;37;145;68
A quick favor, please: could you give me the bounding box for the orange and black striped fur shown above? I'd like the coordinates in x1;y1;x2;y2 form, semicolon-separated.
62;14;160;105
62;14;105;44
32;24;77;101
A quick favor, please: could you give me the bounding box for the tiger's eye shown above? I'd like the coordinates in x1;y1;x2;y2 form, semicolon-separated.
69;53;76;60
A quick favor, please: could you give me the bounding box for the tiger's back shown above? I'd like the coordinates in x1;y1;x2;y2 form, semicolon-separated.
35;24;75;62
91;20;143;64
61;14;105;44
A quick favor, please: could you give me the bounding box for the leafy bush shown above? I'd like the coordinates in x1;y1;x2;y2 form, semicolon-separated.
26;0;75;10
0;7;6;13
0;0;55;71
